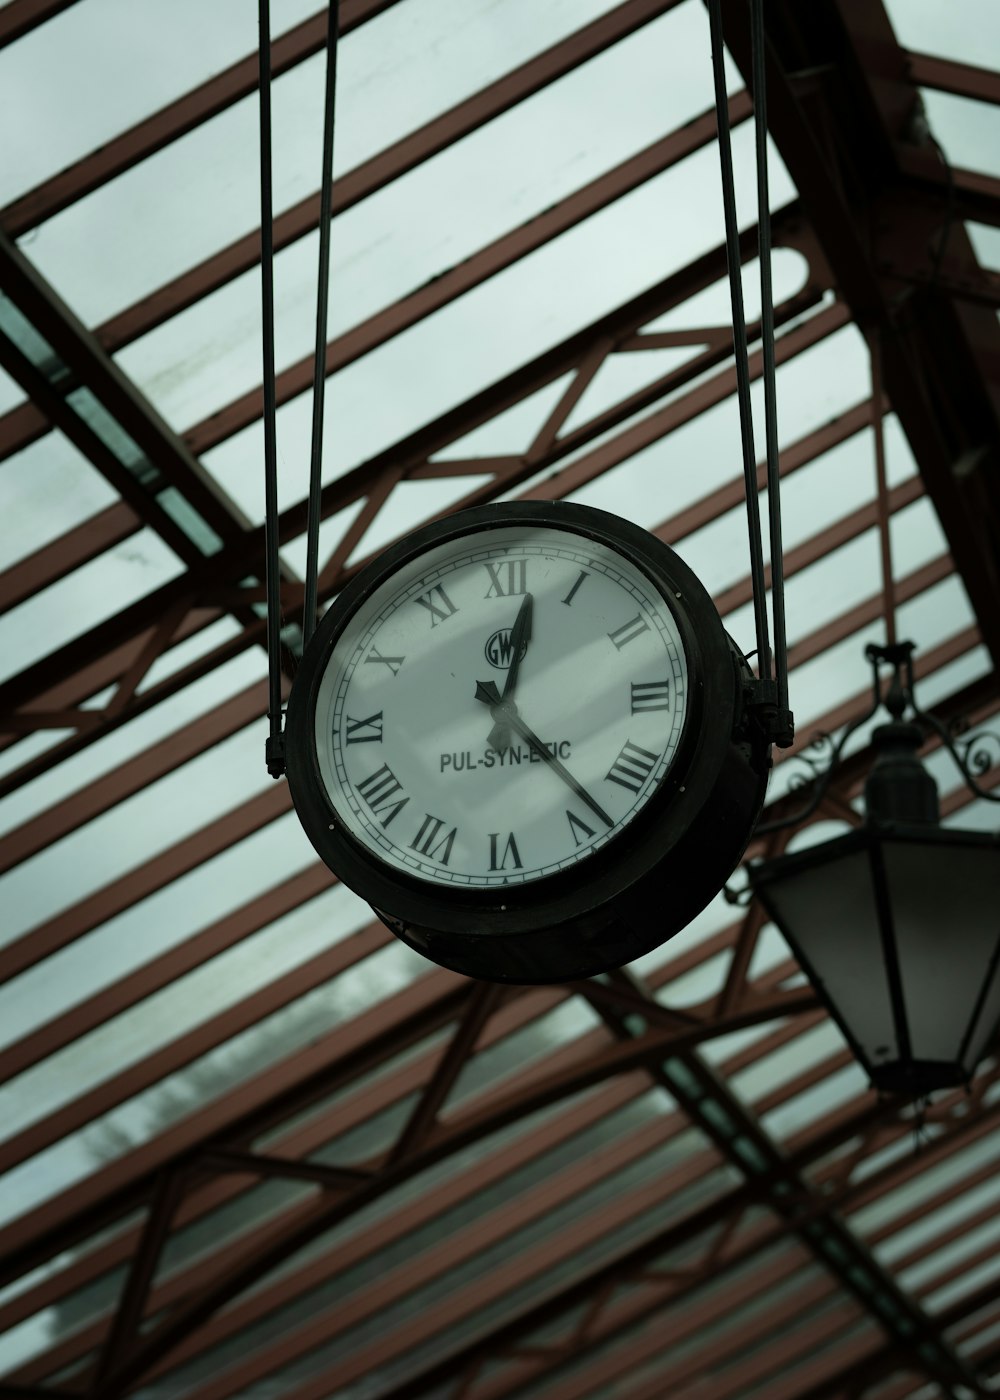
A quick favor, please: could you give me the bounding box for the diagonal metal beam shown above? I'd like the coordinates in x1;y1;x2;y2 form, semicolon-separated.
0;205;820;790
0;500;140;615
0;0;78;48
96;0;687;356
0;0;402;234
183;90;754;457
591;974;980;1396
53;989;816;1400
0;229;250;547
718;0;1000;667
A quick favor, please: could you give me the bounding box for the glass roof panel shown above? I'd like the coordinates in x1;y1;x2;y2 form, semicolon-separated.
0;0;321;206
0;428;120;569
0;641;263;838
849;1126;1000;1240
23;0;623;327
925;1251;1000;1315
0;810;318;1043
0;526;184;687
0;717;274;945
149;120;795;490
967;221;1000;271
1;880;373;1143
729;1019;846;1104
0;939;429;1231
256;1143;737;1396
883;0;1000;70
0;362;26;416
571;316;868;545
897;1205;1000;1296
920;89;1000;178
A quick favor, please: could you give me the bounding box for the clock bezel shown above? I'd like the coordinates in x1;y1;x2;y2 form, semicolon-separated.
285;500;753;963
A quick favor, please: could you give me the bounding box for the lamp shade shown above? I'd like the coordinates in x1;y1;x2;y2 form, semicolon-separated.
750;823;1000;1095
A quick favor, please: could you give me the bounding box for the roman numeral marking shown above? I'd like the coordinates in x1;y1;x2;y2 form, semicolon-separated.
411;814;458;865
608;614;650;650
345;711;383;744
605;740;660;794
631;680;671;713
489;831;523;871
561;570;589;606
415;584;459;626
365;648;404;677
483;558;528;598
566;810;596;846
356;763;409;827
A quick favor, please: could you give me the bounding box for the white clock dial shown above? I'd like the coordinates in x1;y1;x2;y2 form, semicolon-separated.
312;524;690;888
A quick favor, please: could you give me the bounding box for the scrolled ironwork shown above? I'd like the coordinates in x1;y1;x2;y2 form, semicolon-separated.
910;704;1000;805
753;641;1000;838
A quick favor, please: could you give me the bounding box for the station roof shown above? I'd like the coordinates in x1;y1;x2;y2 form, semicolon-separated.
1;1;999;1396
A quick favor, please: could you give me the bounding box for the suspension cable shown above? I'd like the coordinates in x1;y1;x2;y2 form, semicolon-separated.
708;0;793;747
259;0;285;779
303;0;342;648
707;0;771;680
750;0;789;717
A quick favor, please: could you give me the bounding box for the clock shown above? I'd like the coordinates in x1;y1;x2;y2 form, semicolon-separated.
285;501;770;982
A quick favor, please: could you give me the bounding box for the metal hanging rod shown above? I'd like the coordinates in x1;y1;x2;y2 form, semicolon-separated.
260;1;342;777
708;0;793;748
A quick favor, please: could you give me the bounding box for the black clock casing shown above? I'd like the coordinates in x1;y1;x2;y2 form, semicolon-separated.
284;501;770;982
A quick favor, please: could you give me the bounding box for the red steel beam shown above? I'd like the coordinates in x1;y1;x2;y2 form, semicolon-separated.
0;924;797;1347
0;678;268;878
183;91;754;457
719;0;1000;667
0;0;77;48
0;781;291;984
0;971;472;1290
904;50;1000;107
0;501;140;616
0;0;687;470
46;990;817;1400
351;1073;1000;1400
0;210;821;798
0;915;399;1178
96;0;687;355
0;0;402;235
0;863;338;1087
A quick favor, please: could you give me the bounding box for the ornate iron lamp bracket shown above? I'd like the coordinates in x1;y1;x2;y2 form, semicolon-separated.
753;641;1000;841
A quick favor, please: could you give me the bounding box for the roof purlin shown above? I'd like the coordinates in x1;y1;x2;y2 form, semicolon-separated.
0;214;824;794
0;0;403;238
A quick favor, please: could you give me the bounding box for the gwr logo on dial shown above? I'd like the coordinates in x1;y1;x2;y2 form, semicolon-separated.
484;629;528;669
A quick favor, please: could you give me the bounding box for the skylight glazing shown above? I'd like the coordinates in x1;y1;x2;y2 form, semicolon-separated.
1;0;998;1395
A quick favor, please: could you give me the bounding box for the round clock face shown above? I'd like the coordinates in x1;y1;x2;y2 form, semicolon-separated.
311;523;691;889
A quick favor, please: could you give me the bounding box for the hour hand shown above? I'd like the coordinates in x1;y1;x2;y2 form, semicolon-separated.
473;678;512;752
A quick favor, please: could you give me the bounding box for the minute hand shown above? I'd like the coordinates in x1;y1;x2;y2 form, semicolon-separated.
504;710;614;830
